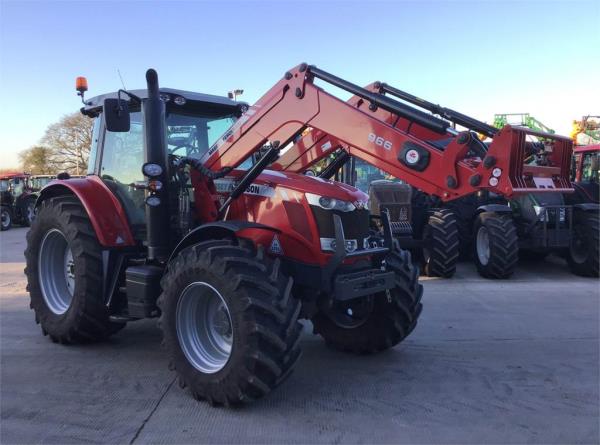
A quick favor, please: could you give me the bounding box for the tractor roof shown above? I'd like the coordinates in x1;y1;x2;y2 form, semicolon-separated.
0;172;29;180
83;88;243;113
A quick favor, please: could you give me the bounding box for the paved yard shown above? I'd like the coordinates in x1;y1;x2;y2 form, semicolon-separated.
1;226;598;444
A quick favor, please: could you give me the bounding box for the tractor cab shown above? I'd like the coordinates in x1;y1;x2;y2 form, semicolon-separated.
82;87;245;238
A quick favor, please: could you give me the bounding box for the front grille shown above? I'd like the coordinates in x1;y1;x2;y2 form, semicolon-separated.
310;206;370;241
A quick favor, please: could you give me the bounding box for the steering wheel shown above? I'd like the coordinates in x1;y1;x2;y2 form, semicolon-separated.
169;127;201;156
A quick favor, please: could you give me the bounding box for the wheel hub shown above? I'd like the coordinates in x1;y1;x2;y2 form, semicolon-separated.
38;229;75;315
326;296;375;329
476;226;491;266
212;306;232;337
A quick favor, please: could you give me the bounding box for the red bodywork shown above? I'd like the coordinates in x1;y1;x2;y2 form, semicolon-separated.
40;175;135;247
273;80;573;199
207;169;367;265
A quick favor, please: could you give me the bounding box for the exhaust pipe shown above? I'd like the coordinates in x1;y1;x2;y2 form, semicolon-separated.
143;69;170;262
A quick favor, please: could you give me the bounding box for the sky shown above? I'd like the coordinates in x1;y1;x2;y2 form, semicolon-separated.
0;0;599;169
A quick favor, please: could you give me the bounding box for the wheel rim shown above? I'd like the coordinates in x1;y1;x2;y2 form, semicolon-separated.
38;229;74;315
326;296;375;329
176;282;233;374
570;225;588;264
1;210;10;228
476;226;491;266
27;202;36;224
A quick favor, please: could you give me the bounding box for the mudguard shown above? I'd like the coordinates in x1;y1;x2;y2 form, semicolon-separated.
37;176;136;247
476;204;512;214
168;221;280;263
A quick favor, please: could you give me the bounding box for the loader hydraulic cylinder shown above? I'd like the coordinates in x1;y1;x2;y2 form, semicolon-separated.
308;66;450;135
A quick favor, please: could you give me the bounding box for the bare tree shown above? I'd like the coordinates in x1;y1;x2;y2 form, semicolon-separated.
42;112;93;174
19;145;55;174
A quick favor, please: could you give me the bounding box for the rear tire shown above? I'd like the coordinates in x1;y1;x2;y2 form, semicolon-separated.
24;196;125;343
312;248;423;354
567;211;599;277
1;206;12;231
158;240;302;406
473;212;518;279
422;208;459;277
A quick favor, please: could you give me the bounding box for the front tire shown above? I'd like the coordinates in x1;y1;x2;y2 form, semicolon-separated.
422;208;459;277
1;206;12;231
567;210;599;277
473;212;518;279
312;249;423;354
158;240;302;406
24;196;124;343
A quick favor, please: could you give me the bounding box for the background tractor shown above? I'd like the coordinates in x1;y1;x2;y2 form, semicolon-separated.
444;116;599;278
0;172;30;231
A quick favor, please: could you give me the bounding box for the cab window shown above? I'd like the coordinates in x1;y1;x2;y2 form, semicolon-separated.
581;152;599;183
87;116;102;175
101;111;146;226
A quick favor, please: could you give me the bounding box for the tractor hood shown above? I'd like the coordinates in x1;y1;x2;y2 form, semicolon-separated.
255;169;368;203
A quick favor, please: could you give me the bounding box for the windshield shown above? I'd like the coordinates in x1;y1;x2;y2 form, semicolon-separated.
581;152;599;182
167;112;237;159
30;177;53;190
353;159;400;193
0;180;8;191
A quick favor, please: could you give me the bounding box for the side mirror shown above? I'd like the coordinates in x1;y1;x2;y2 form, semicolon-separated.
104;98;130;132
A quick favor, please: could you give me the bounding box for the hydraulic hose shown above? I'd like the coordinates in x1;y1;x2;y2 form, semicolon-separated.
175;157;233;179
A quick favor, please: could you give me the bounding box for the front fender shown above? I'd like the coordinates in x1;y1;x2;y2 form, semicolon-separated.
38;176;135;247
168;221;280;263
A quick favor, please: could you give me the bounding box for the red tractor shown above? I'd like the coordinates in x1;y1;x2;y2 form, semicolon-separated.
25;65;572;405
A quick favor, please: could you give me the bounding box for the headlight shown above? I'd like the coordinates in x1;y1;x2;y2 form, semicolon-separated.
306;193;359;212
320;237;358;253
142;163;163;177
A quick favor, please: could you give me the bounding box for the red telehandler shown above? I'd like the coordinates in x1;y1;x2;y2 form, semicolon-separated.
273;78;575;278
25;64;572;406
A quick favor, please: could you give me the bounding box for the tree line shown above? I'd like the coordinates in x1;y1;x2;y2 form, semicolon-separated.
19;112;93;175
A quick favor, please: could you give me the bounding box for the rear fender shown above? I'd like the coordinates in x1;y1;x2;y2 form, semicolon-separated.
37;176;135;247
168;221;280;263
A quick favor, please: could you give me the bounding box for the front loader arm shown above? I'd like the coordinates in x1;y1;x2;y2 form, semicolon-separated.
204;64;573;202
275;76;573;200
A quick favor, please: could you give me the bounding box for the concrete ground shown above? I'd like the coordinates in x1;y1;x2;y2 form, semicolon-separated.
1;226;598;444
